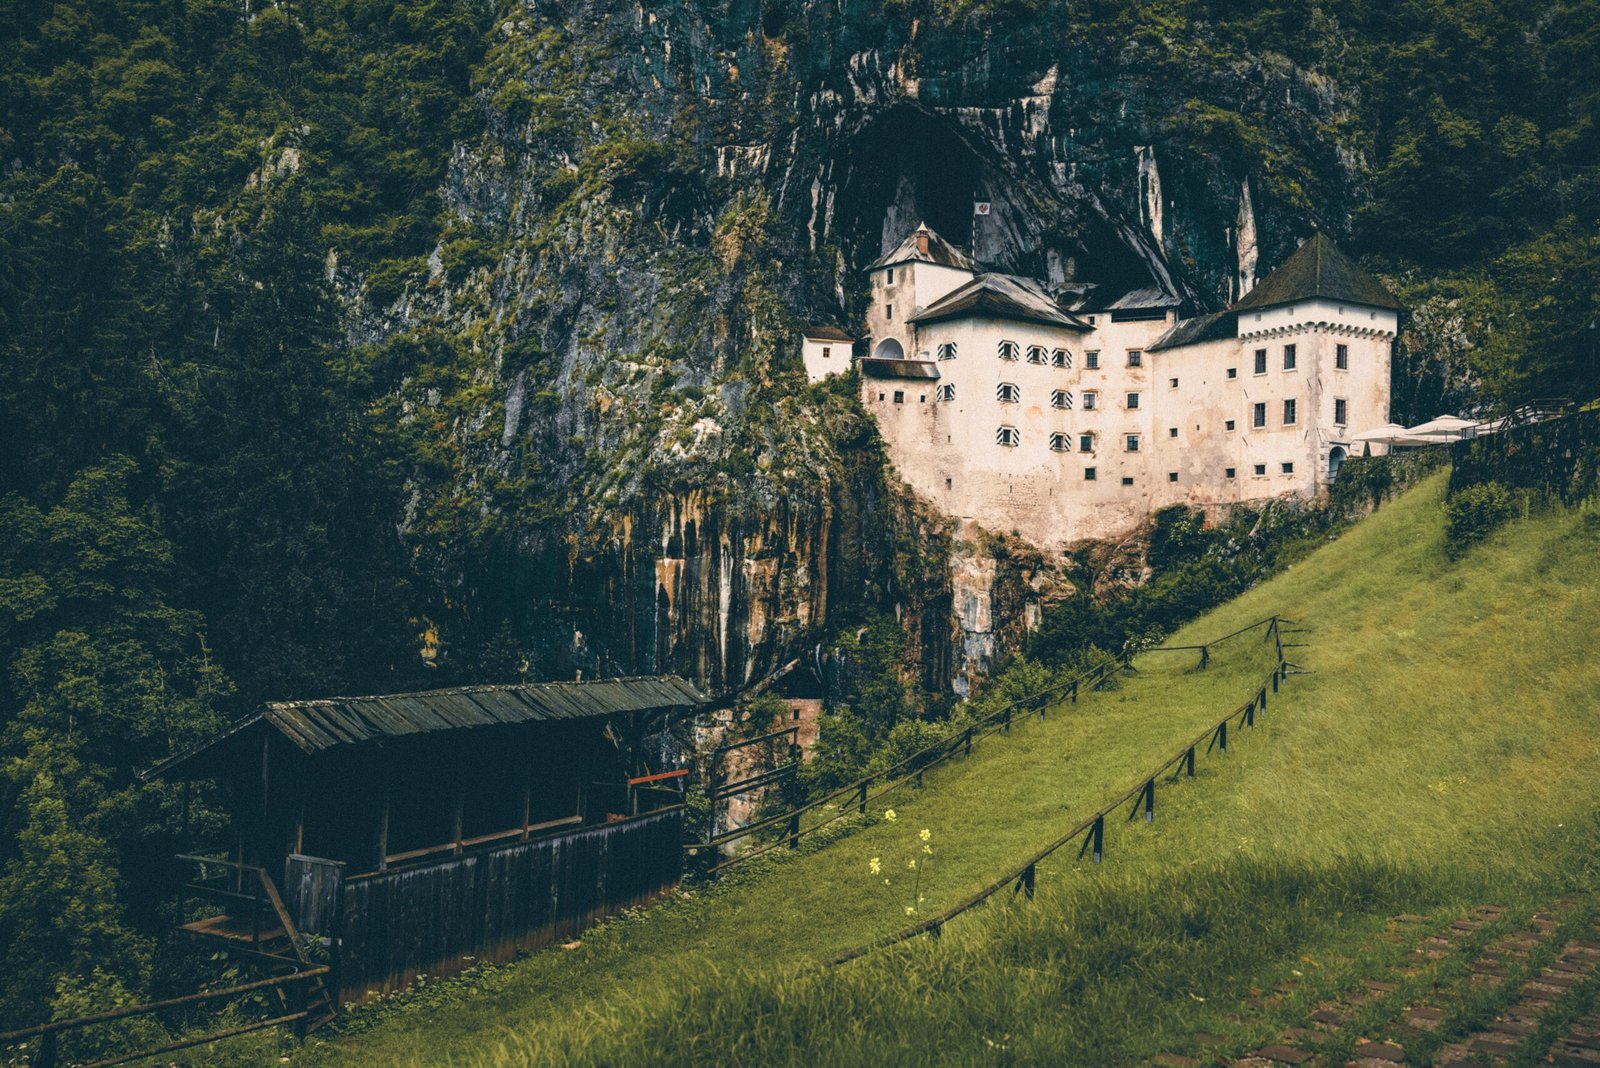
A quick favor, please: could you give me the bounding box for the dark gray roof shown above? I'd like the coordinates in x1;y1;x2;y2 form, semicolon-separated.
860;358;941;380
142;676;709;778
1230;233;1401;313
867;224;977;272
908;274;1091;330
803;324;853;341
1148;311;1238;351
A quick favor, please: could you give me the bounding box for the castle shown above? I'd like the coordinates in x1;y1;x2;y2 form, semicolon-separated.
802;225;1399;546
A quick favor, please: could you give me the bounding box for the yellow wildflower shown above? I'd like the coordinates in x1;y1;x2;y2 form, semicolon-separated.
919;828;931;842
884;809;897;822
907;858;917;870
869;857;881;875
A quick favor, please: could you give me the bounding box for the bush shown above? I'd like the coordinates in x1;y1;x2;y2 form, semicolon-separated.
1444;481;1517;557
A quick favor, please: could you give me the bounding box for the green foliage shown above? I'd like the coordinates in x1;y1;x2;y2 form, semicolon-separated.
1444;481;1518;558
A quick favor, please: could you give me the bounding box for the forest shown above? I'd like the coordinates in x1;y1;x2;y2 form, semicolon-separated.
1;0;1597;1028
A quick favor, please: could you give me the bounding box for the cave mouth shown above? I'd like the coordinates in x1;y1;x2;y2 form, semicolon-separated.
836;105;990;264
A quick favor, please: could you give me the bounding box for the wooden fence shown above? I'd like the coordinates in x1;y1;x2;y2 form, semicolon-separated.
693;616;1286;877
828;620;1296;966
335;805;684;1003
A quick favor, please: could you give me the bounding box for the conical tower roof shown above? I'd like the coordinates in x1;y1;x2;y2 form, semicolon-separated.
1231;233;1400;313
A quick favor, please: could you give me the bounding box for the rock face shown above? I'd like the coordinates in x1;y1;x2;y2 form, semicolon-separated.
366;0;1368;696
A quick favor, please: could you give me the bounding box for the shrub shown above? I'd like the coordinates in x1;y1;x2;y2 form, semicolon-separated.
1444;481;1517;557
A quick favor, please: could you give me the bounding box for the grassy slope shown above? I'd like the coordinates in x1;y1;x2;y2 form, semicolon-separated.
302;474;1600;1066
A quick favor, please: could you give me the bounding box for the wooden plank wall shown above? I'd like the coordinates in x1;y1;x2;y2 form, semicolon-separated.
334;808;684;1004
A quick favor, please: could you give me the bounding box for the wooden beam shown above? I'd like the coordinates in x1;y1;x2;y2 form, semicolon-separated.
520;767;532;843
375;780;390;873
451;784;465;857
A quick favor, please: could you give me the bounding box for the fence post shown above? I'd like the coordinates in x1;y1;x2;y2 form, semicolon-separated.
1272;667;1279;694
1244;697;1255;729
37;1030;58;1068
1092;814;1104;862
1185;746;1196;778
1018;863;1037;899
1003;707;1012;734
1218;720;1228;753
1071;680;1079;705
1144;779;1155;822
857;780;869;814
787;812;800;849
1259;687;1268;714
1199;645;1210;670
964;727;973;757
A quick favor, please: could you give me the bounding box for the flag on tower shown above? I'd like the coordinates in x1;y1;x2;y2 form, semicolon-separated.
973;201;991;216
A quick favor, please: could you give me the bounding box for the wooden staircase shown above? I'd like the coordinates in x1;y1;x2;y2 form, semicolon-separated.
175;854;337;1030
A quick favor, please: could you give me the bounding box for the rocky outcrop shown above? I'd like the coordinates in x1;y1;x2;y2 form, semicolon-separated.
353;0;1370;697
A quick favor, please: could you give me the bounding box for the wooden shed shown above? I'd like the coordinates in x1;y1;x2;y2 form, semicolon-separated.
143;676;706;1010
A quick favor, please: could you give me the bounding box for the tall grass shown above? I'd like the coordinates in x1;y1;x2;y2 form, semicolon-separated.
299;473;1600;1067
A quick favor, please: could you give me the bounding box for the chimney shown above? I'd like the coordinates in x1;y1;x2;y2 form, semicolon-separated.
915;227;930;255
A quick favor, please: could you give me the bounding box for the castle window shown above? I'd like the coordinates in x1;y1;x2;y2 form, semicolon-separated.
1121;476;1135;485
1085;351;1100;370
1225;419;1236;431
1048;432;1070;452
998;340;1020;361
1125;434;1141;452
1252;402;1267;428
1168;472;1178;482
822;346;831;359
1283;398;1298;425
1169;377;1179;388
1079;433;1095;453
936;342;957;361
1085;467;1097;480
1254;348;1267;374
1254;463;1267;476
996;425;1020;447
1126;392;1140;410
1026;345;1048;364
886;268;894;284
1334;398;1348;425
1083;391;1098;410
1225;467;1236;478
1168;427;1178;437
1336;344;1349;370
1052;348;1072;368
1051;389;1073;410
886;304;893;320
936;384;955;402
997;382;1021;403
1127;350;1143;367
919;394;926;403
893;390;905;404
877;392;886;401
1283;344;1297;371
1282;462;1295;474
1227;367;1238;380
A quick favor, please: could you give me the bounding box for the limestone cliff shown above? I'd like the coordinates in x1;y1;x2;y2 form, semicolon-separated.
356;0;1368;696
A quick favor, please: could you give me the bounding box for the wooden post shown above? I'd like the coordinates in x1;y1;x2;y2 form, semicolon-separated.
1091;815;1104;863
375;780;390;873
1185;746;1196;777
1071;680;1079;705
1272;668;1279;693
1218;720;1228;753
1143;779;1154;822
787;812;800;850
1199;645;1210;670
521;769;532;842
856;779;868;814
451;784;465;857
964;727;973;756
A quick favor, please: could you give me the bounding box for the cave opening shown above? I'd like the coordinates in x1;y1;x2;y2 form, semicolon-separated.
836;105;991;265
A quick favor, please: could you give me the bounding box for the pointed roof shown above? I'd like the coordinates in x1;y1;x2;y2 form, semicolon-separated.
907;273;1091;330
1230;233;1400;313
1148;310;1238;351
867;223;977;272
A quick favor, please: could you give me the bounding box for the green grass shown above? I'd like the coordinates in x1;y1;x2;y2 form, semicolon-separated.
283;473;1600;1066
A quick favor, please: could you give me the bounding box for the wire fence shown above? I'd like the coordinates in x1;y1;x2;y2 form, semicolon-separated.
827;622;1296;967
690;616;1286;877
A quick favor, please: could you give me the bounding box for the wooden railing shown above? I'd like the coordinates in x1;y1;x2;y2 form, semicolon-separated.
0;967;330;1068
827;621;1296;966
691;616;1285;876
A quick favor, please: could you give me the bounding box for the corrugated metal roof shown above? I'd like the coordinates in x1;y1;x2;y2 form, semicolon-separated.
141;676;710;778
